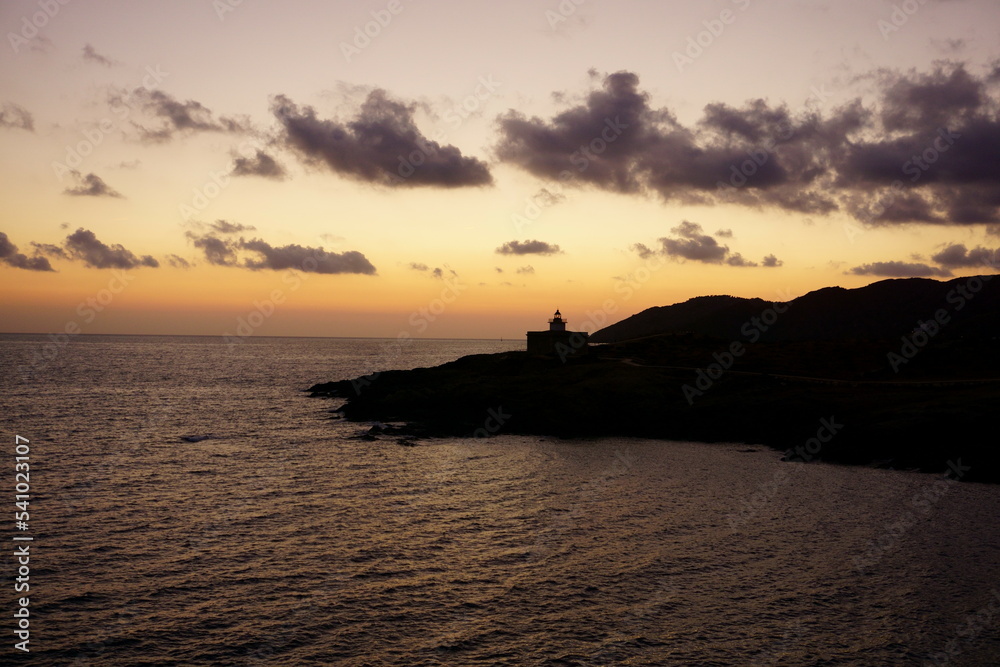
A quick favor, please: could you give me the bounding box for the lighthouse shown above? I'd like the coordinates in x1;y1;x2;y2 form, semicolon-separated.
526;309;589;358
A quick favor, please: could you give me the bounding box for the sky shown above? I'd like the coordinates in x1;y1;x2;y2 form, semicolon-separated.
1;0;999;339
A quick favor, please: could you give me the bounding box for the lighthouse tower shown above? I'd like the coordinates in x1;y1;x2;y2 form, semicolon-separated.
526;309;589;357
549;309;567;331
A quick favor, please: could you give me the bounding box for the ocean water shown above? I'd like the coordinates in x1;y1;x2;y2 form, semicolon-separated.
1;333;999;666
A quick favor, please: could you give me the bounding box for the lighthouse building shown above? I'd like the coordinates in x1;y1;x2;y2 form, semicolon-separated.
526;310;589;357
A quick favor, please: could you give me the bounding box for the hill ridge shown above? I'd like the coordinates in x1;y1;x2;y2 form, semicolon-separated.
590;275;998;343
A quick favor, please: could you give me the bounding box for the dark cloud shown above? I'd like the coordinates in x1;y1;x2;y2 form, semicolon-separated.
701;98;793;143
495;239;562;255
634;221;774;268
726;253;758;267
715;228;733;238
762;254;784;268
930;243;1000;270
0;232;54;271
629;242;655;260
241;239;376;274
187;232;376;275
166;254;191;269
496;71;648;193
30;242;67;259
878;65;981;133
209;220;255;234
63;171;124;198
26;228;157;269
270;91;492;188
186;232;237;266
406;263;454;279
62;228;158;269
126;88;250;142
82;44;116;67
516;266;536;274
495;65;1000;225
533;188;566;207
0;103;34;131
847;261;953;278
232;150;287;180
660;221;729;263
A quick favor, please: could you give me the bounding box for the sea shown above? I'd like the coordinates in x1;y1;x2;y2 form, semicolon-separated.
1;333;999;666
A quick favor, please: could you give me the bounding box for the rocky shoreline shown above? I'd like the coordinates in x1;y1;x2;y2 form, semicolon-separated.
308;334;1000;483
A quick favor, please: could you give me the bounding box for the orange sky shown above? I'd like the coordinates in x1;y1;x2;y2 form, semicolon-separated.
1;0;999;338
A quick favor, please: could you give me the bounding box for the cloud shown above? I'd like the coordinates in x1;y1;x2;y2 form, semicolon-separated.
61;228;158;269
0;232;54;271
495;239;562;255
30;242;67;258
715;228;733;238
209;220;255;234
634;220;775;268
629;242;655;259
0;103;34;131
847;261;953;277
270;90;492;188
726;253;758;267
186;232;376;275
125;88;250;142
495;64;1000;225
762;254;784;268
28;229;156;270
82;44;116;67
63;171;124;198
930;243;1000;270
496;71;649;194
533;187;566;207
186;232;238;266
660;221;729;263
232;150;287;180
240;239;376;274
407;262;453;279
166;254;191;269
516;265;535;274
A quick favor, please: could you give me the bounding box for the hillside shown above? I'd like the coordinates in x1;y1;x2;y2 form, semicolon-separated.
589;275;1000;343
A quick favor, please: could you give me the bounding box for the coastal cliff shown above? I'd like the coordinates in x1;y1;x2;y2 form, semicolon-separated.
309;332;1000;482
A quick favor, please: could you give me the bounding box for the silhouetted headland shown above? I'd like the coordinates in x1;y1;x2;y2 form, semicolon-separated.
310;276;1000;482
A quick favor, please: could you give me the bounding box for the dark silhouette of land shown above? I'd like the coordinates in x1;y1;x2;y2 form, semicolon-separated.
590;275;1000;343
309;276;1000;482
